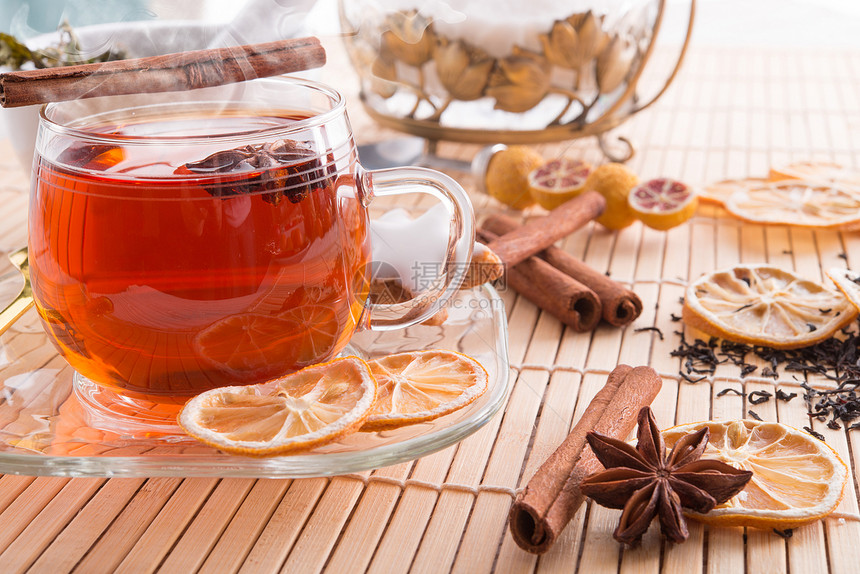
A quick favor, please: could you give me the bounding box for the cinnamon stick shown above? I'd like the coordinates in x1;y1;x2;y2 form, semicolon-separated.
509;365;662;554
477;229;601;332
0;36;326;108
484;213;643;327
486;191;606;267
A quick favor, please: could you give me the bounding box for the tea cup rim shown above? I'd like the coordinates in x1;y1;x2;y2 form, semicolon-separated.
37;76;346;147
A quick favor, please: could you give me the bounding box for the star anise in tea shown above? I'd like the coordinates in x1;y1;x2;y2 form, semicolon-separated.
580;407;752;546
183;139;334;205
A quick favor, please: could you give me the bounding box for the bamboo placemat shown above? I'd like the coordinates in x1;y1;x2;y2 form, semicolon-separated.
1;41;860;573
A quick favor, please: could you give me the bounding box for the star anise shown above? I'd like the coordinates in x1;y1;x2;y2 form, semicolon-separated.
580;407;753;546
183;139;334;205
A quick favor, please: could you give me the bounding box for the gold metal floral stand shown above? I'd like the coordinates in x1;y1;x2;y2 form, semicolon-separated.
341;0;696;161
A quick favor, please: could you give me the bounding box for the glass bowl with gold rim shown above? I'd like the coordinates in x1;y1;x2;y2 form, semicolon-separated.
338;0;695;155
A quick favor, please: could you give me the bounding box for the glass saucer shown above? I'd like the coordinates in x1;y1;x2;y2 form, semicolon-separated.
0;284;509;478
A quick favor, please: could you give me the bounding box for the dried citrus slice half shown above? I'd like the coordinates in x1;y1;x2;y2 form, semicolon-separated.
682;264;857;349
724;180;860;229
360;350;489;431
769;160;860;187
527;158;592;211
700;177;769;206
826;267;860;313
662;419;848;529
178;356;377;456
628;178;698;230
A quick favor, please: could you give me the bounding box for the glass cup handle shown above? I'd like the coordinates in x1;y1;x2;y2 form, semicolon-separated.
364;166;474;331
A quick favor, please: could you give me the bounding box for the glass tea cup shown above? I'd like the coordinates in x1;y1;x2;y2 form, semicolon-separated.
28;76;473;410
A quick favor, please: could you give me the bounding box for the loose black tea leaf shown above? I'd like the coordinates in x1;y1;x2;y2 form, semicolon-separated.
803;426;826;441
717;388;745;398
747;410;762;421
802;378;860;430
634;326;664;340
673;321;860;404
761;367;779;379
740;364;757;377
773;528;793;539
748;390;772;405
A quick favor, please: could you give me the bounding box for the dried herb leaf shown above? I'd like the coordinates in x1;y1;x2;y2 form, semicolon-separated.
0;21;125;70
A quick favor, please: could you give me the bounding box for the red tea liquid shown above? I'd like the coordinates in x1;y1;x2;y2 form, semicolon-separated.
29;111;370;403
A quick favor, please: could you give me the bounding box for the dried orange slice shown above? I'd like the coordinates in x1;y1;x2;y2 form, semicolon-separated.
724;180;860;229
769;160;860;188
662;419;847;529
826;267;860;313
527;157;592;211
277;305;344;367
700;177;769;206
194;313;303;382
178;356;377;456
628;178;698;230
195;306;345;381
360;350;489;431
682;264;857;349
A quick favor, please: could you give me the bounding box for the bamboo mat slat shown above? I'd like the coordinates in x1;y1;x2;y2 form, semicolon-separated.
0;40;860;573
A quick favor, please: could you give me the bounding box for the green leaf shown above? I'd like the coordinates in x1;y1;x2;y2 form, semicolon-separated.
0;22;127;71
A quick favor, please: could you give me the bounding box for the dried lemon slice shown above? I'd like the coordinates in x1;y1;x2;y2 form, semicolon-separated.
663;419;848;530
826;267;860;313
627;177;698;230
682;264;857;349
178;357;377;456
527;158;592;211
724;180;860;229
769;160;860;188
360;350;489;431
700;177;769;206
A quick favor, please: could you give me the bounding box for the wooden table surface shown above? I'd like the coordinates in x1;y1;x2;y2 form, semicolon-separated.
1;25;860;574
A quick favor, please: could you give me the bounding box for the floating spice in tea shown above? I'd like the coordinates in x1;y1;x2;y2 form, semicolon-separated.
182;139;335;205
